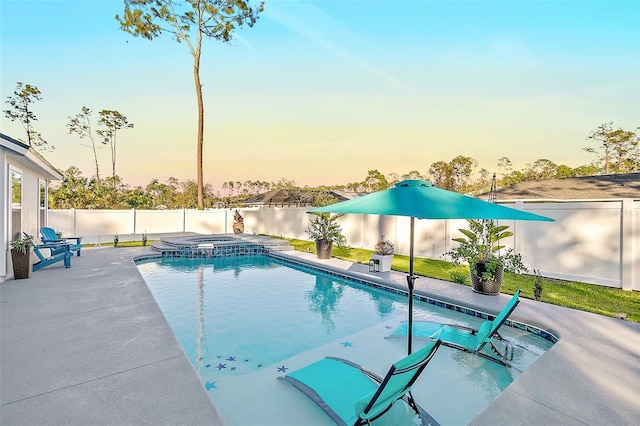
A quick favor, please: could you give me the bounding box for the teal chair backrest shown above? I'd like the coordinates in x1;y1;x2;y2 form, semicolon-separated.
40;227;59;242
477;289;520;345
355;339;442;422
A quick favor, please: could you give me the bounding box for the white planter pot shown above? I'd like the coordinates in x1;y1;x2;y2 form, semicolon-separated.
371;254;393;272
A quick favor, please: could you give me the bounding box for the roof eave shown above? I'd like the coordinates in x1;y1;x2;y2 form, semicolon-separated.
1;133;63;180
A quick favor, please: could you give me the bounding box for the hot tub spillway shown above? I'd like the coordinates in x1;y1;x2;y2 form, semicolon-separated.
150;234;294;258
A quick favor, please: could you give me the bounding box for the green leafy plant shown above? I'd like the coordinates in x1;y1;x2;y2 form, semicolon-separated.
141;231;148;247
447;219;526;280
305;213;347;248
450;270;469;284
113;234;119;247
10;234;34;254
374;234;394;255
533;269;544;301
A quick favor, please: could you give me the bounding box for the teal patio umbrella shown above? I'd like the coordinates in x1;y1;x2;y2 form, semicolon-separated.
309;180;554;354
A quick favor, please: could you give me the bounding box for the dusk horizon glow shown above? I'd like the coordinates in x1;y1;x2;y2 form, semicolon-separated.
1;0;638;192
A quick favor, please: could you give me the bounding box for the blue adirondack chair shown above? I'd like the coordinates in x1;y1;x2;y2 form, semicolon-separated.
40;227;82;257
32;243;72;271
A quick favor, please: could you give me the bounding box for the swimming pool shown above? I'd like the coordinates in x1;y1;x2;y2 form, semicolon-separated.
136;254;553;425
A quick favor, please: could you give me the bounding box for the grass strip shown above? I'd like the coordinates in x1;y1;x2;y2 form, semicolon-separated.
283;238;640;323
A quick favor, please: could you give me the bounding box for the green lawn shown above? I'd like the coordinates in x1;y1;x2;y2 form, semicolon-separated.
283;238;640;323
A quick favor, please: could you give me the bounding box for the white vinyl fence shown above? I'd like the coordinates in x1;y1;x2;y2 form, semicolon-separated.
48;199;639;291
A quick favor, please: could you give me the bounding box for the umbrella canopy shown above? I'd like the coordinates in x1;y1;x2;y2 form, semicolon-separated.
308;180;554;354
310;180;554;222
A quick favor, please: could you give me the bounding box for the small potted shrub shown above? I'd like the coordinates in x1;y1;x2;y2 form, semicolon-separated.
447;219;526;295
371;234;394;272
305;213;347;259
10;234;34;279
233;210;244;234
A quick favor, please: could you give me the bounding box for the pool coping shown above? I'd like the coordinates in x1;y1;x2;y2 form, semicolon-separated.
1;241;639;425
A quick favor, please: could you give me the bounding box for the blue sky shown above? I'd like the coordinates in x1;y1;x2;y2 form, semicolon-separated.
1;0;638;191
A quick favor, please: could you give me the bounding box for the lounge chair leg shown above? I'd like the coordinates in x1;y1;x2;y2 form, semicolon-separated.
505;342;514;361
406;391;421;415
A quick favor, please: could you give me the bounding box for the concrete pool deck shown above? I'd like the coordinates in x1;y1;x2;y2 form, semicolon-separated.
1;245;639;425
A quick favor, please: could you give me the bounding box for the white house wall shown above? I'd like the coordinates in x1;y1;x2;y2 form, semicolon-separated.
2;152;51;281
1;148;8;278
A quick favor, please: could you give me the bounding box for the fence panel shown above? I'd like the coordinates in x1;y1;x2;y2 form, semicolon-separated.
185;210;227;234
75;210;133;245
136;210;185;234
628;200;639;291
48;199;639;290
47;209;75;237
521;202;623;287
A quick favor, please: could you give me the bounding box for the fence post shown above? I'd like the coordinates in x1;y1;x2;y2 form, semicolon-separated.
621;199;635;291
513;201;524;257
132;208;137;235
72;208;77;236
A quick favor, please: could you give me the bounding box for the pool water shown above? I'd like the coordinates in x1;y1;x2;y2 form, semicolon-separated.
136;255;553;425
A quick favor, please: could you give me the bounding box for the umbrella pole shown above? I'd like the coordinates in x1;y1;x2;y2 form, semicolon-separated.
406;216;416;354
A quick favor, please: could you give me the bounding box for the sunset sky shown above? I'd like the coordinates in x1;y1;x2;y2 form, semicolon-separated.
1;0;638;193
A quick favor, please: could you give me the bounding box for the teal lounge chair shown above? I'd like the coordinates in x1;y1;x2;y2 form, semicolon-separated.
279;339;442;426
33;242;72;271
390;290;520;365
40;227;82;257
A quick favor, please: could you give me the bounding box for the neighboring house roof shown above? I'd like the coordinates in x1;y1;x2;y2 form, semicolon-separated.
243;189;292;206
241;189;365;207
329;191;369;201
483;173;640;200
0;133;63;180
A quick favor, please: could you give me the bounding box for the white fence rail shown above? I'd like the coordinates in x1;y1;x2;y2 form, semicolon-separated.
48;199;639;291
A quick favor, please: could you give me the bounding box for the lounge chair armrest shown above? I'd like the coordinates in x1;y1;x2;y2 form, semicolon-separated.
443;323;477;335
42;238;64;243
36;242;71;249
359;367;384;384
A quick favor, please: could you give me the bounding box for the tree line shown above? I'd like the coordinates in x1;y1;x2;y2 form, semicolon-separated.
48;146;637;210
4;83;638;210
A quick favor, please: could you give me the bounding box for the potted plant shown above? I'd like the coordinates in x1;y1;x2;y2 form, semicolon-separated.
371;234;394;272
10;234;34;279
233;210;244;234
305;213;347;259
447;219;526;295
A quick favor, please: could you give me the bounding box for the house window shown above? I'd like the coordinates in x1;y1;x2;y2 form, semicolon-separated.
10;169;22;241
39;180;47;231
